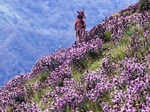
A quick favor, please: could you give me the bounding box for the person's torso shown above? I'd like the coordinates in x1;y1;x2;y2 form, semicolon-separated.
75;19;85;29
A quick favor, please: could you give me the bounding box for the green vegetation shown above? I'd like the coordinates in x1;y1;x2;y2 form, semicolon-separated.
25;71;49;87
104;31;112;41
72;54;102;81
110;44;127;61
39;72;50;82
125;24;150;61
72;67;84;81
80;99;102;112
7;106;14;112
110;37;130;61
88;56;102;71
138;0;150;11
71;51;102;81
32;86;51;110
121;10;133;16
24;71;51;111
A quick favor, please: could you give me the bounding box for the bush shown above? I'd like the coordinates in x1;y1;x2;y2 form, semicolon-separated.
72;58;86;73
40;75;47;82
138;0;150;11
87;50;99;60
101;56;114;75
104;31;112;41
39;72;49;82
125;26;136;36
111;44;127;61
13;95;25;103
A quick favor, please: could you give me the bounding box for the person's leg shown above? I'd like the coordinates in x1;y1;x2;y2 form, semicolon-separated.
81;29;85;42
83;29;86;41
79;30;83;43
77;30;80;43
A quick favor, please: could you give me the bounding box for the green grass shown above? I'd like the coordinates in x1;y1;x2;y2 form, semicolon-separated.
121;9;135;16
33;86;52;110
108;26;139;61
104;31;112;41
104;35;130;62
7;106;14;112
81;99;102;112
124;24;150;61
125;24;144;37
66;105;72;112
24;71;51;110
25;71;49;87
39;72;50;82
72;51;103;81
72;56;102;82
72;67;84;82
125;25;137;36
88;56;103;72
138;0;150;11
110;43;127;61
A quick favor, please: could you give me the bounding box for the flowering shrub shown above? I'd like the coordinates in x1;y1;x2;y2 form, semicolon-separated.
101;56;115;75
138;0;150;11
119;58;145;81
104;31;112;41
84;71;112;102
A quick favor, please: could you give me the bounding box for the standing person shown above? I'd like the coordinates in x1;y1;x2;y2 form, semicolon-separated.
74;10;86;43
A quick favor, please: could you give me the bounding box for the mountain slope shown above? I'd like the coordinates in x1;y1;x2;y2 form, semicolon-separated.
0;0;138;86
1;2;150;112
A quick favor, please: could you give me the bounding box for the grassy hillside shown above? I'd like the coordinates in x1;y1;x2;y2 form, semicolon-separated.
1;2;150;112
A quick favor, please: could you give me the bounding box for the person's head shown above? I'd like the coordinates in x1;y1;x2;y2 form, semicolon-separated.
77;10;86;19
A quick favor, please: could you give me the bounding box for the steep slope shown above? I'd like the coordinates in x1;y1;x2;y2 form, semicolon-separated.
0;0;138;86
1;2;150;112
